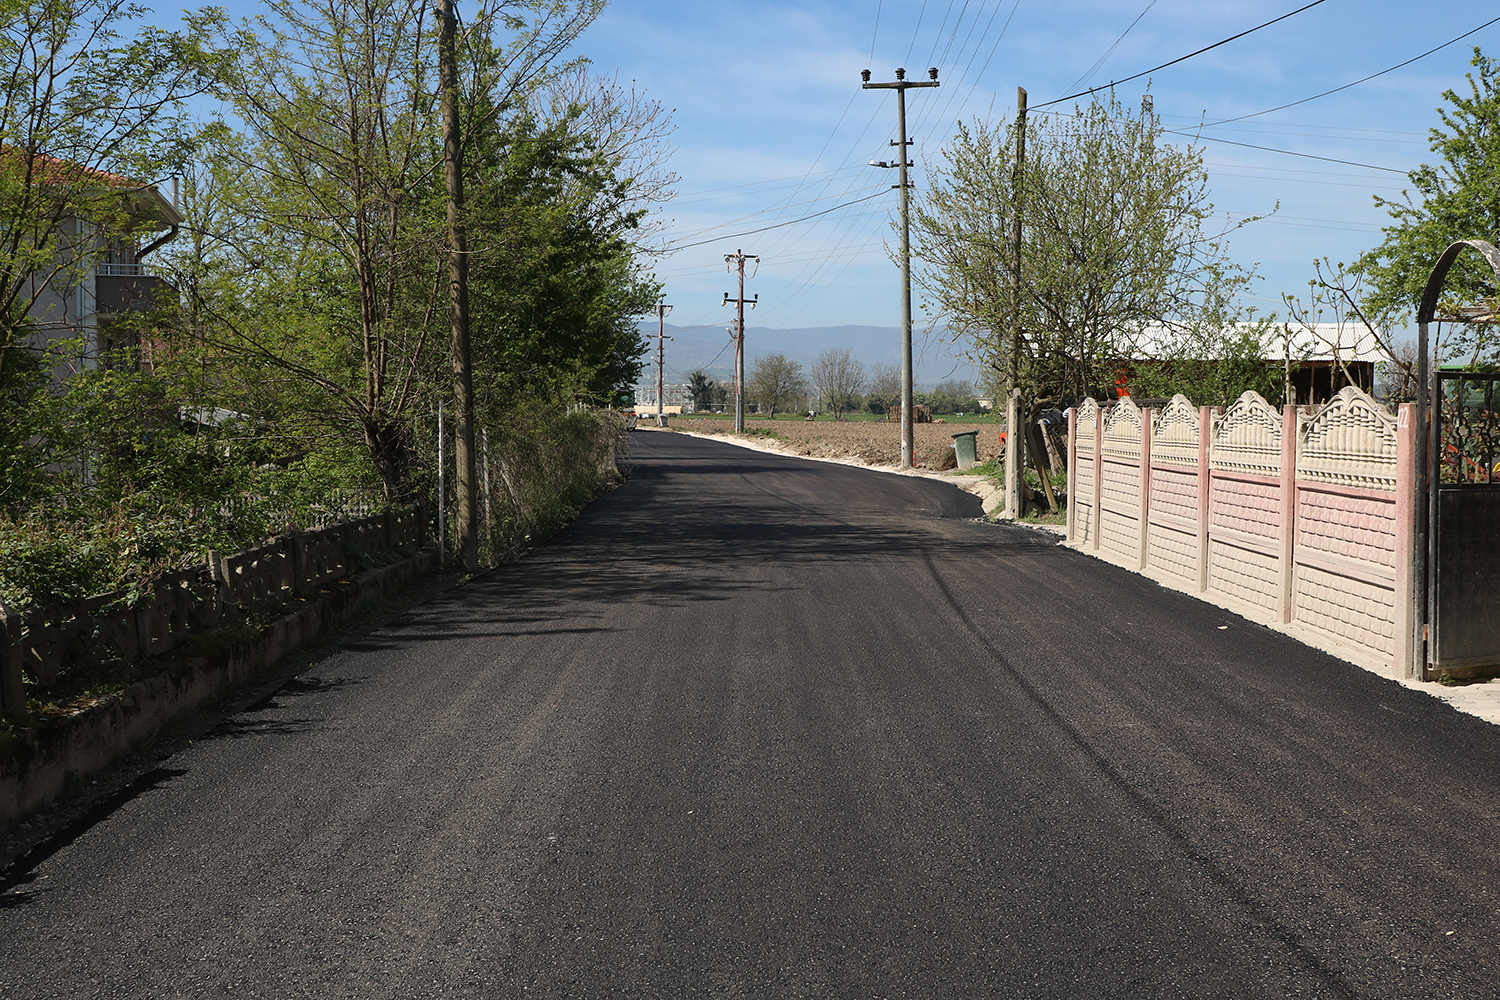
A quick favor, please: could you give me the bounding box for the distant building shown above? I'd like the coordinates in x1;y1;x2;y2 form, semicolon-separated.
633;382;694;412
1118;322;1381;405
1269;322;1380;404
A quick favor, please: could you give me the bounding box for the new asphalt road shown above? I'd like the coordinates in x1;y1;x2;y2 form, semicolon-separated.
4;430;1500;998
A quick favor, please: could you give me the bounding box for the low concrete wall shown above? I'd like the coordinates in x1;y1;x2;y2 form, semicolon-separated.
0;550;437;831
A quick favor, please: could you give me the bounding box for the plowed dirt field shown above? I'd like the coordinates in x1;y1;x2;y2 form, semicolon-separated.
675;418;1001;470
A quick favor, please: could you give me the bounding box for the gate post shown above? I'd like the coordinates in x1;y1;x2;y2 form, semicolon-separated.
1394;402;1418;678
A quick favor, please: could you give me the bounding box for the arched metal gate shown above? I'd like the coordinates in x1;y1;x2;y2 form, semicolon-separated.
1416;240;1500;677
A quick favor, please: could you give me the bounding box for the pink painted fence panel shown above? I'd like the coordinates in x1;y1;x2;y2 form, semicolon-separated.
1145;397;1205;589
1067;387;1417;676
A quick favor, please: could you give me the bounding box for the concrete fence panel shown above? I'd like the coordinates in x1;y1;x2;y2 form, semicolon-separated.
2;507;425;720
1291;387;1408;670
1207;392;1287;616
222;538;295;607
1146;395;1204;588
1100;396;1145;565
1066;386;1417;676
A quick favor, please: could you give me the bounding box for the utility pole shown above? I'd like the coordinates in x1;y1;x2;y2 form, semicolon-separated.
1005;86;1027;518
653;299;673;426
439;0;477;572
864;66;939;471
722;250;758;434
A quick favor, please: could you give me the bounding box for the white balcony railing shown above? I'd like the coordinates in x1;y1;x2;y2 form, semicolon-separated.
97;262;147;276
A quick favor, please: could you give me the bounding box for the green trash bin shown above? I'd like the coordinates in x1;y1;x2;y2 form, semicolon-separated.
951;430;978;471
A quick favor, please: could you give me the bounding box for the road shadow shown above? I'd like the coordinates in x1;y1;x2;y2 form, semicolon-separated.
0;766;188;907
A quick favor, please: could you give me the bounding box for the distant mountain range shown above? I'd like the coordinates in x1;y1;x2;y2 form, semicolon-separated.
635;321;983;391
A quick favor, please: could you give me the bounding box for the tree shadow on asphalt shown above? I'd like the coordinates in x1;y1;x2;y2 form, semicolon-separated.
0;766;188;907
244;673;363;711
205;716;331;740
353;433;1055;644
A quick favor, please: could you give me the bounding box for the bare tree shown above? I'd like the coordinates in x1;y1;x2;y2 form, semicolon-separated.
747;352;807;416
1379;339;1421;402
1282;257;1436;405
810;347;865;420
531;66;678;251
866;360;901;414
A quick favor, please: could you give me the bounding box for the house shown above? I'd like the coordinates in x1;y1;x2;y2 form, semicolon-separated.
1267;321;1381;404
7;153;181;376
1115;321;1382;405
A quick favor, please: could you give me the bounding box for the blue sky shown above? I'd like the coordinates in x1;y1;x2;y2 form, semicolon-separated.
142;1;1500;356
557;0;1499;343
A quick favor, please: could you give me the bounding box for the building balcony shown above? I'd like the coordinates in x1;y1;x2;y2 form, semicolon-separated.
95;271;173;315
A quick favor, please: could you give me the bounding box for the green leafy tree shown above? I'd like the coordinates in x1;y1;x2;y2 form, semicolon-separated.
464;77;669;408
1126;318;1281;406
1358;47;1500;359
169;0;614;502
687;369;723;410
913;93;1262;420
747;352;807;416
0;314;53;510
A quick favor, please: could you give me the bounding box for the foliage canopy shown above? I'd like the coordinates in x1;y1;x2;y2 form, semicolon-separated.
1359;46;1500;361
913;93;1262;415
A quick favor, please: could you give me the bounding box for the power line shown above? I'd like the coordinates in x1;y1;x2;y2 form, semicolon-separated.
1064;0;1158;96
672;184;887;242
1200;15;1500;128
671;165;864;205
668;190;891;252
903;0;931;66
1166;129;1408;174
1166;116;1423;138
912;0;1021;140
928;0;972;72
1035;0;1330;109
1196;124;1421;146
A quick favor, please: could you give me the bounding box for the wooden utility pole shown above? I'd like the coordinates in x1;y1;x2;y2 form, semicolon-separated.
439;0;477;572
653;300;673;426
863;67;939;470
722;251;758;434
1005;86;1027;518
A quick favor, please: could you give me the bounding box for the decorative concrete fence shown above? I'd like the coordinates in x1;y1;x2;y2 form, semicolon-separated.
0;507;426;719
1068;387;1417;675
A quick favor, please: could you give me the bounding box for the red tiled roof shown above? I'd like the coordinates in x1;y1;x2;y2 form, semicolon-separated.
0;148;142;188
